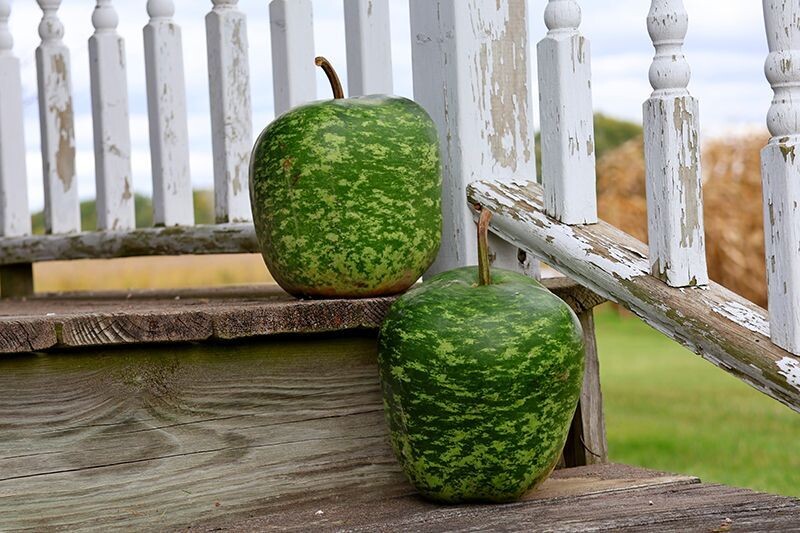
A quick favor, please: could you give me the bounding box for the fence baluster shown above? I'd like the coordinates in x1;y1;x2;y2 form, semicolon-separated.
343;0;393;96
36;0;79;234
537;0;597;225
0;0;31;238
410;0;537;276
643;0;708;287
269;0;316;116
90;0;135;231
207;0;253;223
144;0;193;226
761;0;800;353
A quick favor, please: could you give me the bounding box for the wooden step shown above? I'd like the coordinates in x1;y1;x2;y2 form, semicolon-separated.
1;304;797;530
194;464;800;532
0;279;603;354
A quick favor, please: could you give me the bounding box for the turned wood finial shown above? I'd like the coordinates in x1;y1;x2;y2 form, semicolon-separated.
544;0;581;34
37;0;64;42
147;0;175;20
92;0;119;33
763;0;800;139
0;0;13;53
647;0;691;96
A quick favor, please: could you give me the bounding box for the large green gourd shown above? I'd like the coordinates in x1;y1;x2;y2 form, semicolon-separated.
249;58;442;298
378;211;585;503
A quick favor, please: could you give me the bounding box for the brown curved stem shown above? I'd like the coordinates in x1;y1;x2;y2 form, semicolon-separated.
315;56;344;99
477;208;492;286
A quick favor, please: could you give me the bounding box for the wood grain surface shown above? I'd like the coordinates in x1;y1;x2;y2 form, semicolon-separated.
0;301;792;531
0;279;602;354
194;464;800;532
0;335;398;531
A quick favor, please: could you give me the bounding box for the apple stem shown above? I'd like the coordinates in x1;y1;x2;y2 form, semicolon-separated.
477;208;492;286
315;56;345;99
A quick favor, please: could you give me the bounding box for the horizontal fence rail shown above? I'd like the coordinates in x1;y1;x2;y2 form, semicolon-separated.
468;180;800;414
0;224;258;266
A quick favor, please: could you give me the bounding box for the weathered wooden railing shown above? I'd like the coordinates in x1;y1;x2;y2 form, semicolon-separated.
469;0;800;413
0;0;797;416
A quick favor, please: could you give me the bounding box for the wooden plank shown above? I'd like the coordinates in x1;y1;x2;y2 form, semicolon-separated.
0;0;31;238
89;0;136;231
537;0;597;225
0;334;713;531
468;179;800;413
195;467;799;532
144;0;194;226
643;0;708;287
343;0;393;96
761;0;800;354
409;0;536;277
206;0;253;223
36;0;80;235
0;278;602;354
0;286;391;352
269;0;316;116
0;223;259;266
563;309;608;466
0;335;399;530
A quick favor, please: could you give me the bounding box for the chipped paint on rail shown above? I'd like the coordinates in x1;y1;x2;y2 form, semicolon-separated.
711;301;771;338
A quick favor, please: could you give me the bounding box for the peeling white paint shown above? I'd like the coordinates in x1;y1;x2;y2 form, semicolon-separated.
537;0;597;225
468;179;800;413
410;0;535;276
36;0;80;234
470;180;649;281
761;0;800;355
207;0;253;223
144;0;193;226
0;0;32;237
777;357;800;392
642;0;707;288
90;0;135;231
711;300;770;337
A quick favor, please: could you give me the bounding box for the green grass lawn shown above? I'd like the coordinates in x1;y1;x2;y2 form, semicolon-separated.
594;305;800;497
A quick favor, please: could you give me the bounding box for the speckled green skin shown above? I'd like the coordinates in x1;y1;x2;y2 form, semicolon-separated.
378;267;584;503
249;96;442;298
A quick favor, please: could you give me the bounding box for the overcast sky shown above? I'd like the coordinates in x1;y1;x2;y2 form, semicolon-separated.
6;0;770;210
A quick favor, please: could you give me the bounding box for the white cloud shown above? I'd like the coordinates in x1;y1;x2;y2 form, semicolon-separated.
5;0;772;211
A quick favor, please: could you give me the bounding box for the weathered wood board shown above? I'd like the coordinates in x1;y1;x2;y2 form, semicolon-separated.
0;285;391;353
469;180;800;414
0;335;396;531
3;336;789;532
193;467;800;532
0;279;603;354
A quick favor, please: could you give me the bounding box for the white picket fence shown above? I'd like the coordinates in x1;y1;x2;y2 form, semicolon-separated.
0;1;799;393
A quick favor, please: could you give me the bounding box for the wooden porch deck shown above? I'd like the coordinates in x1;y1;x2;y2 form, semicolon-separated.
194;464;800;532
0;281;797;531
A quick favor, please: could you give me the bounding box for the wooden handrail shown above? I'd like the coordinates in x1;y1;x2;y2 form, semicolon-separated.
468;179;800;414
0;223;258;266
